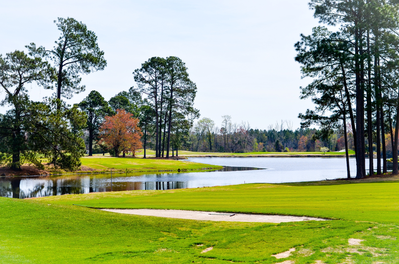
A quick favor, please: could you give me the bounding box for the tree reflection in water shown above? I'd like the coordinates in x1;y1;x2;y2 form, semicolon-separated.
0;164;261;199
0;175;188;198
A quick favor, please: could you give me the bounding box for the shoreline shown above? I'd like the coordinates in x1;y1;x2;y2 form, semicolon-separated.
0;166;222;179
183;154;356;158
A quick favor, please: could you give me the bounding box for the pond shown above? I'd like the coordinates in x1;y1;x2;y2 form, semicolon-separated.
0;157;370;199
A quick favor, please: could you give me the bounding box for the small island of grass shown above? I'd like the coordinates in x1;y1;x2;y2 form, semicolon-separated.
79;156;223;174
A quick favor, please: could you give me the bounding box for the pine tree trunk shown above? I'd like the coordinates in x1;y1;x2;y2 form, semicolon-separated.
88;128;93;156
143;124;147;159
367;29;373;176
56;39;68;101
376;106;381;174
11;153;21;170
340;61;357;156
166;84;174;158
208;131;213;151
355;27;366;179
11;114;22;170
374;34;382;175
393;104;399;175
154;90;159;158
382;105;387;173
389;109;394;161
158;80;165;158
162;111;168;157
343;111;351;179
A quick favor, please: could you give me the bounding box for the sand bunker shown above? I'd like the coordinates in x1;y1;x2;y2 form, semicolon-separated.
101;209;326;223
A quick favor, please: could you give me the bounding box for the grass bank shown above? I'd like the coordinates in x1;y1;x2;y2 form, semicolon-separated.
79;156;222;174
1;177;399;263
0;157;223;177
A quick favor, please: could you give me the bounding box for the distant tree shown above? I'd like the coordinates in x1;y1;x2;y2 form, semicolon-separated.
231;125;253;153
315;139;324;151
221;115;232;151
99;109;143;157
138;101;155;158
78;90;112;156
114;87;142;116
170;112;194;156
164;56;198;158
134;56;198;158
321;147;329;154
197;118;215;151
133;57;166;157
109;94;136;115
298;136;308;152
27;17;106;100
274;140;283;152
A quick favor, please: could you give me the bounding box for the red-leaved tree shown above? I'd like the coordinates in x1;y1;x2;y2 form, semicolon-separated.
99;109;143;157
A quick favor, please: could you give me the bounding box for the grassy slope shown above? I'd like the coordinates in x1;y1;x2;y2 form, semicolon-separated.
1;180;399;263
80;156;223;172
37;181;399;224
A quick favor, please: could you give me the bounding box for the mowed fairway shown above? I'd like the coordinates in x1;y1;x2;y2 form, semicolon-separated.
1;180;399;263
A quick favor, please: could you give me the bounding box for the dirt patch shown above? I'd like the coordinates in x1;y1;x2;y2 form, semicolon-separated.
376;235;396;240
79;166;96;172
322;243;388;258
201;247;213;254
272;248;296;259
297;248;314;257
101;209;327;223
0;166;49;177
348;238;363;246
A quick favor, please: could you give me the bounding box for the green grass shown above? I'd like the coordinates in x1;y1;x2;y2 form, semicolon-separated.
37;180;399;224
1;177;399;263
80;156;222;173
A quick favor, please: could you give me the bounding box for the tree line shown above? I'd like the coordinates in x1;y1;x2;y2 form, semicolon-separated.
0;17;198;171
182;117;358;154
296;0;399;178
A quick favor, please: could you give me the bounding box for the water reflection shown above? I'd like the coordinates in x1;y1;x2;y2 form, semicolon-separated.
0;175;193;199
0;165;261;199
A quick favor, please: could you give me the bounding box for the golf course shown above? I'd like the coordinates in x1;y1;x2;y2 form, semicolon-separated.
2;0;399;263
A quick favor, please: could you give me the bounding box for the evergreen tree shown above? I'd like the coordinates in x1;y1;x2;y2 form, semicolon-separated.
78;90;112;156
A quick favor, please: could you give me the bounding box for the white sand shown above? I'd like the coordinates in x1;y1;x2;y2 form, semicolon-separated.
101;209;326;223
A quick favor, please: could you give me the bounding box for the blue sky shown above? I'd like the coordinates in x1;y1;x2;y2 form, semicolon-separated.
0;0;320;129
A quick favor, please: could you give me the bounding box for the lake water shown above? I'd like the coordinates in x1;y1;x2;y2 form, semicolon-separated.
0;157;365;199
